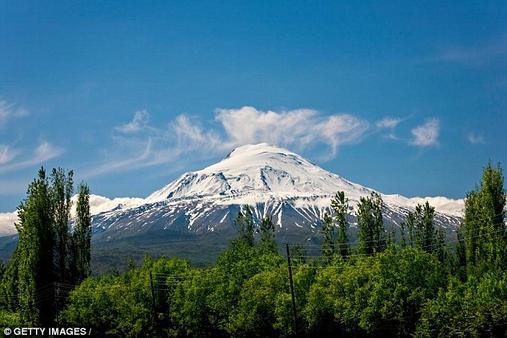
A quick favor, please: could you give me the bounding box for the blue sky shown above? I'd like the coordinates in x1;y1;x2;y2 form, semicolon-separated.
1;1;506;211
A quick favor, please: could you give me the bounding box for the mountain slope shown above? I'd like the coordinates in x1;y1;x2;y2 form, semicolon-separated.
0;143;464;240
90;143;464;241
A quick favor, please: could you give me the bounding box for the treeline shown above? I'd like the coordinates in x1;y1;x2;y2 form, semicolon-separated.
0;168;92;327
0;163;505;337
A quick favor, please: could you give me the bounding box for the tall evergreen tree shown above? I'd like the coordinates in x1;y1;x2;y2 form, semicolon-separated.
321;213;336;258
478;162;506;269
464;162;506;271
464;190;480;267
372;192;386;252
456;227;467;269
415;202;436;252
50;168;74;283
434;227;447;263
235;205;255;246
357;192;386;255
15;168;54;325
1;167;92;326
0;248;20;311
401;211;417;248
331;191;349;259
71;183;92;283
259;215;276;252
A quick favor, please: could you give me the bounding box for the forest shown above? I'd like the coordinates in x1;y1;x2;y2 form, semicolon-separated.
0;163;505;337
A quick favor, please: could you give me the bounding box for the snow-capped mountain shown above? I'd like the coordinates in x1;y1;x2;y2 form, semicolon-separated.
89;143;464;241
0;143;464;239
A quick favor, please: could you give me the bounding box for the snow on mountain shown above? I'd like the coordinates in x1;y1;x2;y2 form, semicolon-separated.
71;194;145;216
0;195;145;237
147;143;371;203
90;143;464;240
0;143;465;239
146;143;463;215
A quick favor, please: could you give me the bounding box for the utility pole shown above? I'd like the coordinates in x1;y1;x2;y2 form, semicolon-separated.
286;243;298;335
149;271;157;327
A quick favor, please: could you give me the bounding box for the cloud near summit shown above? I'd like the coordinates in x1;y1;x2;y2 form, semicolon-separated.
92;106;370;175
214;107;369;155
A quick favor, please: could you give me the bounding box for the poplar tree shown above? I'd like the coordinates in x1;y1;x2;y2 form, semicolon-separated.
357;192;385;255
50;168;74;283
72;183;92;282
464;162;506;271
372;192;386;252
259;215;276;252
321;213;336;258
331;191;350;258
401;211;417;247
1;167;91;326
415;202;436;252
15;168;54;325
235;205;255;246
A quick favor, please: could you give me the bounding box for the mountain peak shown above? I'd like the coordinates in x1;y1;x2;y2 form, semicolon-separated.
146;143;360;203
225;143;295;158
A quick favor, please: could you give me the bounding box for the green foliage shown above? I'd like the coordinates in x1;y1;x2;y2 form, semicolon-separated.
464;162;506;273
304;248;447;336
0;167;90;327
15;168;54;325
321;191;351;260
331;191;350;259
234;205;255;246
0;310;22;327
3;162;507;337
228;268;288;337
416;272;507;337
357;192;386;255
321;213;336;259
62;257;191;337
50;168;74;283
259;216;277;253
71;183;92;283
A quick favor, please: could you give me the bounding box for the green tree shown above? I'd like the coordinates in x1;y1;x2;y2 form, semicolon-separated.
416;272;507;338
331;191;350;259
259;216;277;253
15;168;54;325
400;211;416;248
227;268;288;337
235;205;255;246
71;183;92;283
1;167;91;326
321;213;336;259
414;202;436;252
464;162;506;271
357;192;385;255
50;168;74;283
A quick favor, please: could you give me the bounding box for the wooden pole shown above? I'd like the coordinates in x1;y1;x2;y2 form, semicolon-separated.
286;243;298;335
149;271;157;326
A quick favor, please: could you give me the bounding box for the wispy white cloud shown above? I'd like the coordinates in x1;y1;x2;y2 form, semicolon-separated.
0;100;29;127
34;141;64;162
410;118;440;147
419;35;507;66
114;110;150;133
467;132;485;144
0;141;64;174
89;106;370;176
376;117;402;129
376;117;403;141
0;145;18;165
0;211;18;236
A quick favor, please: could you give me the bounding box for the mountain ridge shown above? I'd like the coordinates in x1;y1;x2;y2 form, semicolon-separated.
0;143;464;237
